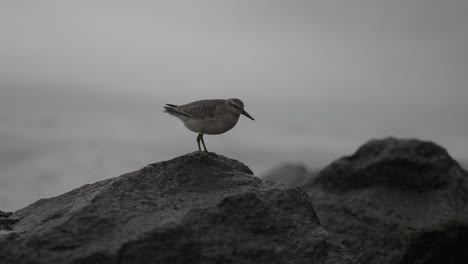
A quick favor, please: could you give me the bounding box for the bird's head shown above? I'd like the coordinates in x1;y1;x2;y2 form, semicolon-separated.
227;98;254;120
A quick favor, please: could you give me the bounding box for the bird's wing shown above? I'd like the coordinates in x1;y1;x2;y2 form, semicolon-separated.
176;100;225;119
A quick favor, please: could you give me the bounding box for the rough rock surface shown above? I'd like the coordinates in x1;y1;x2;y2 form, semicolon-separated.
0;152;356;264
304;138;468;264
0;211;14;231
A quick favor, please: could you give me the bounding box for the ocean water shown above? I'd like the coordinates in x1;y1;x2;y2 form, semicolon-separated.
1;88;467;211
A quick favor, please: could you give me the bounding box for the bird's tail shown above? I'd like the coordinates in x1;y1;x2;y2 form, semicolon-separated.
163;104;192;119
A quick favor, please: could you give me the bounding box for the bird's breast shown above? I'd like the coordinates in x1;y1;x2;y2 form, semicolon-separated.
184;114;240;135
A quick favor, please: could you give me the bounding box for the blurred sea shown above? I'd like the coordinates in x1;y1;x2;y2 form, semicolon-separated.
1;88;467;211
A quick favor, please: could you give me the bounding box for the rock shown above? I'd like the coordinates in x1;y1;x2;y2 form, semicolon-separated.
0;211;12;218
0;211;15;231
0;152;356;264
304;138;468;264
261;164;318;188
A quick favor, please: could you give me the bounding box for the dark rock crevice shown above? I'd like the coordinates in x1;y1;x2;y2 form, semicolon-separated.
403;221;468;264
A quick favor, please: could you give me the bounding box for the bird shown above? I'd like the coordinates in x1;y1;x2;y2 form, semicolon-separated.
164;98;254;161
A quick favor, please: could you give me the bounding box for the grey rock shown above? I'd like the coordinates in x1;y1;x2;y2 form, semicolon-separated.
0;211;15;231
305;138;468;264
0;211;12;218
0;152;356;264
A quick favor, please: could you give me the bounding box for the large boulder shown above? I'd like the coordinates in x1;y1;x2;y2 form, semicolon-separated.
304;138;468;264
0;152;356;264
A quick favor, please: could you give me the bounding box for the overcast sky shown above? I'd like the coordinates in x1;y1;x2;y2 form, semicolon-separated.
1;0;467;210
2;0;467;101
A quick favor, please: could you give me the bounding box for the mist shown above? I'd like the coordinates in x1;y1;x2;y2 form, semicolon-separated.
1;0;467;211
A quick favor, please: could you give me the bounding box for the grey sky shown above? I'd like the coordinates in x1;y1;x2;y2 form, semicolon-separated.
2;0;467;100
1;0;467;210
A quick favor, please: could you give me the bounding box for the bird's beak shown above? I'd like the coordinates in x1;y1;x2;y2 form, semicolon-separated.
241;109;255;121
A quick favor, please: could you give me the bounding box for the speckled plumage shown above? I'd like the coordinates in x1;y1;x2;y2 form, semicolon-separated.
178;100;226;119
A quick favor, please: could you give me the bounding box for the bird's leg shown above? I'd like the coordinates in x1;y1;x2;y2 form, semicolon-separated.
196;133;202;153
200;133;209;154
196;133;208;163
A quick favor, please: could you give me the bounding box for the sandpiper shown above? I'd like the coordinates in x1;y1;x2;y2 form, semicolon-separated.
164;98;254;161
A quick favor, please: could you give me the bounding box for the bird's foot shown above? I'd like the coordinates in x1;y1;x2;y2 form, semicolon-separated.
198;151;210;163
